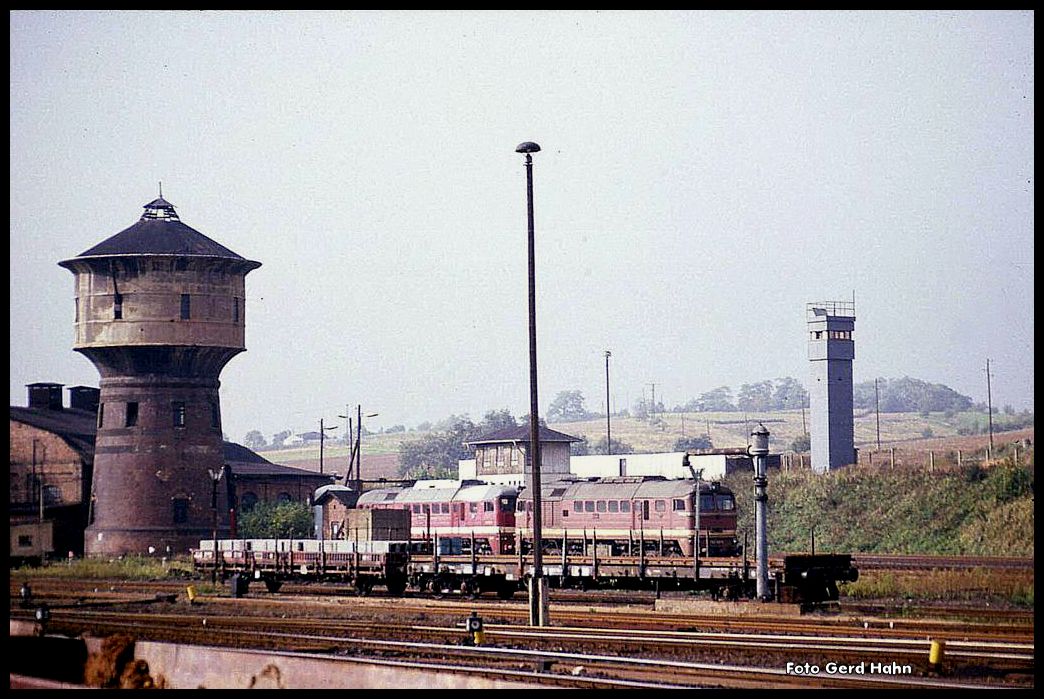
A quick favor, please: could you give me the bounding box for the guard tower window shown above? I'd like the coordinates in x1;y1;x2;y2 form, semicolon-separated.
180;294;191;319
172;401;186;428
172;498;189;524
125;402;138;427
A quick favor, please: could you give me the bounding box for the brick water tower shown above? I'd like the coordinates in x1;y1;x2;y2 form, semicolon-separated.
807;301;856;473
60;195;261;555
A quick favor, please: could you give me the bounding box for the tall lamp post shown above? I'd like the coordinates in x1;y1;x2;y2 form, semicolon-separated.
748;423;771;601
604;350;612;455
517;140;548;627
318;418;338;475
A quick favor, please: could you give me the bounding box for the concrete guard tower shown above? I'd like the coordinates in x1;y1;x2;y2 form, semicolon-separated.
60;195;261;555
807;301;856;473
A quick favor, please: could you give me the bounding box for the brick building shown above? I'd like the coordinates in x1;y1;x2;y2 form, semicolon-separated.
9;382;332;558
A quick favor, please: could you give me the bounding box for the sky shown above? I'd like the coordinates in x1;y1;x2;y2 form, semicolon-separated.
10;10;1034;444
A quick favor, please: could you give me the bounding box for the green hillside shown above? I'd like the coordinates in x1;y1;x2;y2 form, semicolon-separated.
722;456;1034;557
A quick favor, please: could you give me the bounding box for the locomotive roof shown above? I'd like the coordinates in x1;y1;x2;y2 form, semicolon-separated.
356;481;516;505
521;477;729;500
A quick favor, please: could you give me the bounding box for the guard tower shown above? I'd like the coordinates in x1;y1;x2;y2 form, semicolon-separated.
807;301;856;473
59;195;261;554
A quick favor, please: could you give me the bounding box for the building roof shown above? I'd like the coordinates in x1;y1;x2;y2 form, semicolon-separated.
58;198;260;268
313;485;360;506
468;424;582;445
8;404;322;481
9;406;98;460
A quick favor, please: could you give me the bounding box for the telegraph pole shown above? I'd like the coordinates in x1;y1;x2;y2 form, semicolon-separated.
318;418;338;475
874;378;881;452
985;359;995;458
604;350;612;455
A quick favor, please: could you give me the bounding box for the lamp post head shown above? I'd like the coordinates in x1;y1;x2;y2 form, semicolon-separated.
515;141;541;154
748;423;770;457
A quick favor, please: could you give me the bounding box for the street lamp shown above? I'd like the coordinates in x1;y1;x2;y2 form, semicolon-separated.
207;467;223;584
748;423;771;601
318;418;339;475
516;139;548;627
604;350;612;455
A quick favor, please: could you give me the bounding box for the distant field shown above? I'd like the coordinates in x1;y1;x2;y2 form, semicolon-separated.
254;410;1031;479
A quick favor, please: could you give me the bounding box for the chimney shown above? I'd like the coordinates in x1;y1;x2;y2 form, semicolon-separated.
68;385;101;413
27;382;64;410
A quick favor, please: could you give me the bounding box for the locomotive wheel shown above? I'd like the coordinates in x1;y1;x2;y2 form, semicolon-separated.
264;577;283;593
386;578;406;597
496;584;515;600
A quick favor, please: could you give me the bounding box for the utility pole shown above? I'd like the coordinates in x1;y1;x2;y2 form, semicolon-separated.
875;378;881;452
985;359;995;458
318;418;338;475
648;383;657;419
604;350;612;455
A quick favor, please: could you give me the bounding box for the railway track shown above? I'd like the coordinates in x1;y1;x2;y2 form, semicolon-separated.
11;607;1032;689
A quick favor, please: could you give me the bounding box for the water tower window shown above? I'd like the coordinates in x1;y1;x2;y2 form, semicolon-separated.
114;293;123;320
233;297;240;322
180;294;191;319
125;402;139;427
172;498;189;524
97;403;105;428
172;401;186;428
75;297;79;322
210;402;220;429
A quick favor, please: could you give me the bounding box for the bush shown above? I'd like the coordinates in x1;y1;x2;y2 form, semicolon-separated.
237;501;313;539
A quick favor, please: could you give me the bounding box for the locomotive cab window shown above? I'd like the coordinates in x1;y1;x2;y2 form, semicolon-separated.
469;502;478;514
717;495;736;511
573;500;583;511
484;502;494;512
673;499;686;511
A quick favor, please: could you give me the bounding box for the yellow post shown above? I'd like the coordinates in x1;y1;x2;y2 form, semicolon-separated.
928;639;945;672
186;585;198;604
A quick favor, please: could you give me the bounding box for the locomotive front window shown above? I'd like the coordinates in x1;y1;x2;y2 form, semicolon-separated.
584;501;595;512
620;501;631;513
717;495;736;511
608;501;619;513
700;494;715;512
500;497;514;512
654;500;666;512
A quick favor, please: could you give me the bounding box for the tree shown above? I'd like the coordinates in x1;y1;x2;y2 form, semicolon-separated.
772;377;809;409
571;435;590;456
547;390;591;423
398;415;480;479
737;381;774;412
237;501;313;538
695;386;736;412
480;409;518;432
673;435;713;451
791;433;811;453
591;436;633;455
243;430;267;450
270;430;291;448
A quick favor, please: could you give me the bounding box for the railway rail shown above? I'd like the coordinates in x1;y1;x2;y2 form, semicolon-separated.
11;606;1032;689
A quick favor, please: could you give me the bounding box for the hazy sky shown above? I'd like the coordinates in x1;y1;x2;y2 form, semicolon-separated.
10;10;1034;443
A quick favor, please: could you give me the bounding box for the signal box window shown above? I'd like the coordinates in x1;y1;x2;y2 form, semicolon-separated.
172;401;186;428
